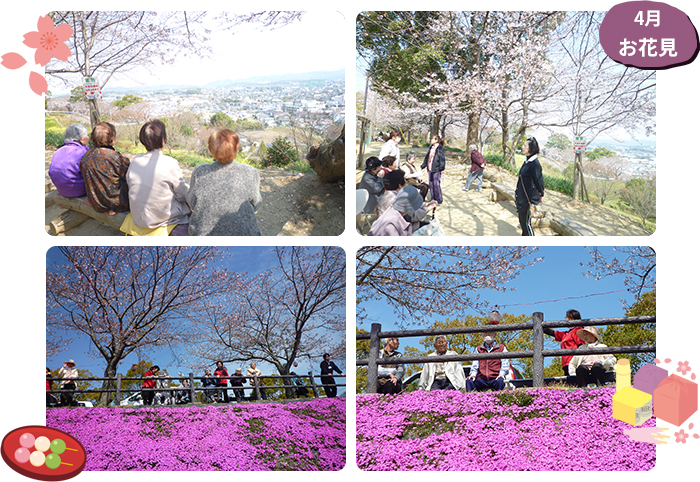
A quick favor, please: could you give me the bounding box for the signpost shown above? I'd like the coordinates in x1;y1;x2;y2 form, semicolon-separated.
573;135;587;153
82;77;102;100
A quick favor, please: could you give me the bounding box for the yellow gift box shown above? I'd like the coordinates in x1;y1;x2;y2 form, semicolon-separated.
613;387;653;426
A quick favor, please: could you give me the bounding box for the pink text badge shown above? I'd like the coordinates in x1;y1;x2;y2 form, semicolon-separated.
600;1;699;69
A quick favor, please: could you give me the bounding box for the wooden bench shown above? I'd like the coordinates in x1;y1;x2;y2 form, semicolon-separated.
487;178;595;236
46;185;127;235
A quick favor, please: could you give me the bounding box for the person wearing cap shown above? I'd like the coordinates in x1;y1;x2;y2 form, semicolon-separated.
58;359;79;407
377;337;405;395
462;144;486;193
200;368;218;403
418;336;466;391
230;368;246;402
358;156;385;214
543;309;585;377
141;365;160;406
568;326;617;387
466;311;510;392
369;185;428;236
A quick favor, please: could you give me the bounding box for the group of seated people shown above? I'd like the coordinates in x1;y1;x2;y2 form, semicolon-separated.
48;121;262;236
356;152;437;236
375;310;619;394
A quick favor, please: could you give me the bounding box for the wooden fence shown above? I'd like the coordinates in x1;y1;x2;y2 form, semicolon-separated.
356;312;655;393
47;371;346;406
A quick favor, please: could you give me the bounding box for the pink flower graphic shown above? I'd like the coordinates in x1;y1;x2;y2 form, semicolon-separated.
1;52;27;69
29;71;47;95
677;360;692;375
22;15;72;66
675;429;689;444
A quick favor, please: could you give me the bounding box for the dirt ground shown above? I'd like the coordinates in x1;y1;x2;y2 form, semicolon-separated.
45;147;345;237
357;142;651;236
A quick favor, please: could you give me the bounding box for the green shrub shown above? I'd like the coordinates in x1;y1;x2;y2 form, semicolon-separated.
262;137;297;168
45;131;64;147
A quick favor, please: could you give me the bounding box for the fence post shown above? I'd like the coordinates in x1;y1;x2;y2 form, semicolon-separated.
366;323;381;394
189;373;196;404
115;373;122;406
253;375;261;400
308;370;319;398
532;312;544;388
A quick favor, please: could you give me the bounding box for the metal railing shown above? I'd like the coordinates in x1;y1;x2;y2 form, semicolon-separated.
356;312;655;393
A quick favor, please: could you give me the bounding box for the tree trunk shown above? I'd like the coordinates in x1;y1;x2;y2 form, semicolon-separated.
573;152;582;200
307;124;344;183
99;359;119;407
431;114;442;137
466;111;480;155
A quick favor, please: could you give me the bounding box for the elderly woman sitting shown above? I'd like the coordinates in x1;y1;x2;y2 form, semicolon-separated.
369;185;425;236
48;123;90;197
186;129;262;236
80;122;130;214
124;119;191;236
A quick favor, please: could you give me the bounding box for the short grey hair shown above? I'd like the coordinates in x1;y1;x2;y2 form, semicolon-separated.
434;335;447;344
64;123;88;143
469;144;477;151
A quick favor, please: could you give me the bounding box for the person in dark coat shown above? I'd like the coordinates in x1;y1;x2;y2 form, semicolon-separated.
320;353;344;398
230;368;246;402
514;136;545;236
421;135;446;204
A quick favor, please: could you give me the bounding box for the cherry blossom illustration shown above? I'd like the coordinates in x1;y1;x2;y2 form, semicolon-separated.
22;15;73;66
1;15;73;96
677;360;692;376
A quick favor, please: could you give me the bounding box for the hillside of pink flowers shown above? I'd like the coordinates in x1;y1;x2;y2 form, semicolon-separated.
47;398;345;471
357;387;655;471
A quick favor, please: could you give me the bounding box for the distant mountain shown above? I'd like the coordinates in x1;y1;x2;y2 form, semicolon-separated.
101;70;344;95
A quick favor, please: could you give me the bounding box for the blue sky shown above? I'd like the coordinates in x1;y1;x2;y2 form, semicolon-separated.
356;246;654;364
46;246;346;385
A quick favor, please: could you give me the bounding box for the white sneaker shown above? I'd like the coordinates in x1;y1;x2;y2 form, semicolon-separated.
462;186;469;192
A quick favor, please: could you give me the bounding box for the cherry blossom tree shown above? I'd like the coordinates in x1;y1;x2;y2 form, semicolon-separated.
544;12;656;199
189;247;345;399
47;11;304;127
356;246;542;327
46;246;228;406
581;246;656;304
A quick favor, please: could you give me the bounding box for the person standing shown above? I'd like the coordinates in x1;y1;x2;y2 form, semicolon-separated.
200;369;218;403
213;361;230;403
421;135;446;205
141;365;160;406
543;309;585;377
379;131;401;168
462;144;486;193
247;362;267;400
320;353;344;398
58;359;78;407
514;136;545;236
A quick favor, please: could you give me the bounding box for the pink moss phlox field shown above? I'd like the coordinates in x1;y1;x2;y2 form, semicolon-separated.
357;388;656;471
46;398;345;471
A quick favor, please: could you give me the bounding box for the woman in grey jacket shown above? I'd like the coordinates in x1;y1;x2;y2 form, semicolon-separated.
187;129;262;236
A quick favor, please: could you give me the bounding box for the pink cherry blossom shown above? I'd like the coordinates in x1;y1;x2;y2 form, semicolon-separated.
1;52;27;69
677;360;692;376
23;15;73;66
29;71;47;95
675;429;689;444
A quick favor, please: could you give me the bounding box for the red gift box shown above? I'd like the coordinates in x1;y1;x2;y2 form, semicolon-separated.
653;374;698;426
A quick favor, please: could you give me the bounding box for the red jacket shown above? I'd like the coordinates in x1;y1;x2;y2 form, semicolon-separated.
554;328;584;368
476;343;505;381
142;370;157;388
214;367;229;386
